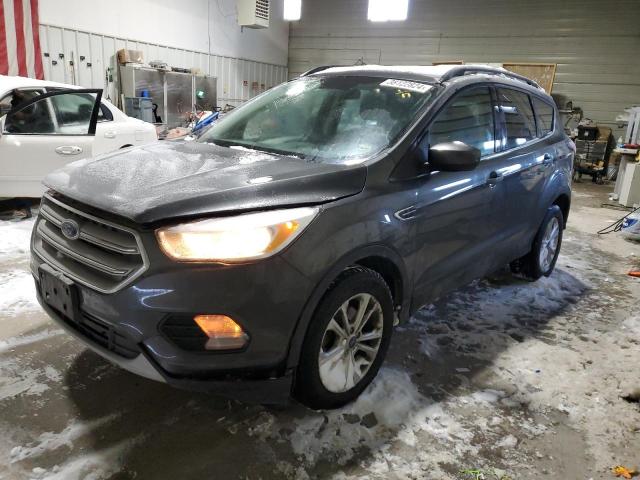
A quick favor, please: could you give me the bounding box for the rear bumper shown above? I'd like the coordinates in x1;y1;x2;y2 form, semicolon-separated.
36;280;295;405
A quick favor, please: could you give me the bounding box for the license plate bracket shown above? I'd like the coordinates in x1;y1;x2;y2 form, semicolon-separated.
38;264;79;322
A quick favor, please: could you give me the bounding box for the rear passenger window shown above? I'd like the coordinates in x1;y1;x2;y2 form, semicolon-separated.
497;88;536;149
429;87;496;157
532;97;554;136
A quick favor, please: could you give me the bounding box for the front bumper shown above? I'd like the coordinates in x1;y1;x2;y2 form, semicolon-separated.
31;229;312;404
36;288;295;404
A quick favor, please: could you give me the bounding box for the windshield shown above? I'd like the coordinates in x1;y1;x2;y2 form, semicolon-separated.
198;76;435;163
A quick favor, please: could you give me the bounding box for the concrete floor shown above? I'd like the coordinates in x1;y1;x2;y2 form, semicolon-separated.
0;181;638;480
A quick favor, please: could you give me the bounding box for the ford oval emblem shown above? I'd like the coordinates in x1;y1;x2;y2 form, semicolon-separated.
60;219;80;240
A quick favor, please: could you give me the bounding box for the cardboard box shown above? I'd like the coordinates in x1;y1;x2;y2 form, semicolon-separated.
117;49;143;65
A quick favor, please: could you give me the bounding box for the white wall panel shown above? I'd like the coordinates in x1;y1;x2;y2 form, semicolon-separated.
289;0;640;134
39;0;289;66
39;24;288;107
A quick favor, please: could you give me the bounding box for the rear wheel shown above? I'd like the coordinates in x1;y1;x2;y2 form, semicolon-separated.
510;205;563;281
294;267;394;409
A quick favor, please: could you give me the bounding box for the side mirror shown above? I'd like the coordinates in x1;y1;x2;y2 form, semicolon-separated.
428;141;481;172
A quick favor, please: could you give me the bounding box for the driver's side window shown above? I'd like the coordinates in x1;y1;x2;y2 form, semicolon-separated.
429;87;496;157
4;92;97;135
0;88;44;116
3;91;55;134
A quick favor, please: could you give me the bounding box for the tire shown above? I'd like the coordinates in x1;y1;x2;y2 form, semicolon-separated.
510;205;564;281
294;267;394;410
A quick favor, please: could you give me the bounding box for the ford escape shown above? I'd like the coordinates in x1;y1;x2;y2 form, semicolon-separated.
30;65;574;409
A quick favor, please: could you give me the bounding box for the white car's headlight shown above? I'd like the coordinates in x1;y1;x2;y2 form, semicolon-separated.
156;206;319;262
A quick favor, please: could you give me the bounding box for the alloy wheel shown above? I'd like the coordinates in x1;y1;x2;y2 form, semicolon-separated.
318;293;384;393
539;216;560;272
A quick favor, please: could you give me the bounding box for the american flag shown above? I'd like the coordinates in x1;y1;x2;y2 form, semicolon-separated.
0;0;43;78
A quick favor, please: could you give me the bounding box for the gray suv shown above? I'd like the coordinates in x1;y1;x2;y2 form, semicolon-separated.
31;65;573;409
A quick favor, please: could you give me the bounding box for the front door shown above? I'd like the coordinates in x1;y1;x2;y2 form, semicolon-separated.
0;89;102;197
408;85;510;306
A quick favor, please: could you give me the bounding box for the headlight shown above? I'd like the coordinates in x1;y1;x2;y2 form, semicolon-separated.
156;206;319;262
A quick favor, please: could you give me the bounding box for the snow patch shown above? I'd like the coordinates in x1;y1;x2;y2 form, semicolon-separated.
0;361;49;401
11;414;120;463
0;218;35;263
0;329;63;355
347;368;423;428
622;316;640;335
267;368;479;473
0;269;39;316
29;436;141;480
496;434;518;449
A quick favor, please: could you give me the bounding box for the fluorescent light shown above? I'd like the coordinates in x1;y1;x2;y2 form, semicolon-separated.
284;0;301;21
368;0;408;22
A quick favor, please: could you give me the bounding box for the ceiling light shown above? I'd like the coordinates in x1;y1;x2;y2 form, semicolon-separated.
284;0;301;21
368;0;408;22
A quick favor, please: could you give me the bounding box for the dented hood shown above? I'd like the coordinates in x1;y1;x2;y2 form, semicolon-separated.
44;141;367;224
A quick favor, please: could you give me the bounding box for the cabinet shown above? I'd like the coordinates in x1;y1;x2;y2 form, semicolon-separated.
619;162;640;207
119;65;217;127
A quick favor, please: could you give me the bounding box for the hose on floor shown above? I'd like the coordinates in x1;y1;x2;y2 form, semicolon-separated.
597;205;640;235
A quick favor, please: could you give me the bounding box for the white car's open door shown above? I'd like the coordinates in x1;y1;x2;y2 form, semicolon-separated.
0;88;102;198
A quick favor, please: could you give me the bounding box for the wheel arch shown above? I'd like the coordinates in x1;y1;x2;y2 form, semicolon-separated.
552;193;570;228
285;244;410;370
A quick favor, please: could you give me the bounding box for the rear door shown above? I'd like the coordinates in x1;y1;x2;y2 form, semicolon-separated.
493;87;550;257
0;89;102;197
409;85;510;305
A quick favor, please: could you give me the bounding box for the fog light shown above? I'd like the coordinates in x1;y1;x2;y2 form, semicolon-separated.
194;315;248;350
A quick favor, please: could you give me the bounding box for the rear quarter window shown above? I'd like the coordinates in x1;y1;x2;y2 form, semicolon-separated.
532;97;554;136
497;88;536;149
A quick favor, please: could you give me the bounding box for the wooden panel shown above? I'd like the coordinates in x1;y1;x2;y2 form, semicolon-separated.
502;63;557;94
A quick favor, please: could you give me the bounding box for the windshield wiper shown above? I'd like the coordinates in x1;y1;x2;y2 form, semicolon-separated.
205;139;308;160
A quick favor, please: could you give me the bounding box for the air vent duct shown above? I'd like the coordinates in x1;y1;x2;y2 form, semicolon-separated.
238;0;270;28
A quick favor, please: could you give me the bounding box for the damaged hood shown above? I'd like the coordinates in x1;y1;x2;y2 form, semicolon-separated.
44;141;367;224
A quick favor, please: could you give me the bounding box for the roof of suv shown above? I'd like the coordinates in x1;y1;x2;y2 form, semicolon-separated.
305;64;544;91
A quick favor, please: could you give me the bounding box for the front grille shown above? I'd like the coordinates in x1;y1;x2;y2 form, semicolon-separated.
32;193;147;293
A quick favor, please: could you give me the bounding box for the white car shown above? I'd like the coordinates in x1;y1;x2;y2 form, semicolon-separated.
0;75;157;198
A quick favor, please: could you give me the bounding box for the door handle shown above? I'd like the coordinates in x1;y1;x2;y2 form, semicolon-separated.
542;153;554;166
487;171;503;185
104;130;117;139
55;145;83;155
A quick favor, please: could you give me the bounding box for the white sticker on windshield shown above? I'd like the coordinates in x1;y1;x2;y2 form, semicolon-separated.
380;79;432;93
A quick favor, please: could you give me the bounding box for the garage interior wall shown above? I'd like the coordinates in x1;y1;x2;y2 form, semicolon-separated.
289;0;640;136
37;0;289;106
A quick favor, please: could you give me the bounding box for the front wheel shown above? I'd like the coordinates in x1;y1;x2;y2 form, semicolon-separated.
510;205;564;281
294;267;394;410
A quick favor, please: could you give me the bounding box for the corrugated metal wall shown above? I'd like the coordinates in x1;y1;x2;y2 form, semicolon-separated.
289;0;640;135
39;23;288;107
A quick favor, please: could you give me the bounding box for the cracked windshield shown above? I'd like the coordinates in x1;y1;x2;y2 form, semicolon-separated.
199;76;435;163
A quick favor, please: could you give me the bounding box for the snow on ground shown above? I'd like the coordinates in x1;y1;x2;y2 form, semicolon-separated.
0;329;63;355
0;217;35;263
0;217;38;317
10;414;121;463
0;269;39;316
29;436;143;480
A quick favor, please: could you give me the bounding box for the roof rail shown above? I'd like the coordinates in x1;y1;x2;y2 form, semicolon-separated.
439;65;541;89
299;65;339;77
